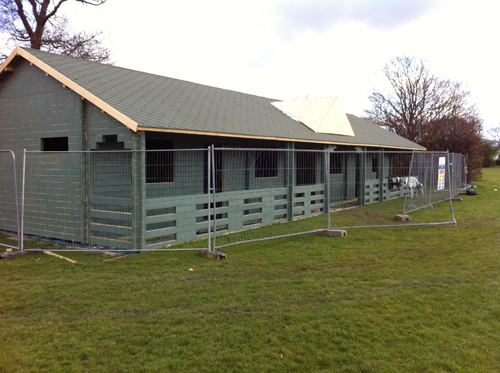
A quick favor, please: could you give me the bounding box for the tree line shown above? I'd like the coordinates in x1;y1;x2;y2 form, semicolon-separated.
365;56;498;181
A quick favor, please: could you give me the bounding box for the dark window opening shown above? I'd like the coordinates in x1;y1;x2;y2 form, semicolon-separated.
42;137;68;151
372;153;379;173
330;152;343;174
296;151;316;186
390;152;411;177
146;139;174;183
255;149;278;178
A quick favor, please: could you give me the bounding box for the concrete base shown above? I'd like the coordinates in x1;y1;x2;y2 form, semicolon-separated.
452;197;463;202
102;251;122;256
198;250;227;260
409;204;433;209
314;229;347;237
395;214;412;222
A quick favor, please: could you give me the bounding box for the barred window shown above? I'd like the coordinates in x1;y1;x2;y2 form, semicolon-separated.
255;149;278;178
296;151;316;186
146;140;174;183
372;153;378;173
329;152;343;174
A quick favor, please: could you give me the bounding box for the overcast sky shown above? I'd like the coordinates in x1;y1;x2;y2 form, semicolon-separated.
32;0;500;132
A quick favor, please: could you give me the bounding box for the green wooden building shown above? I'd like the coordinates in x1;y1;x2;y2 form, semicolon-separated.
0;48;424;250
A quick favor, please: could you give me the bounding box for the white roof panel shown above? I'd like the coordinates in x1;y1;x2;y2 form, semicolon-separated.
272;97;355;137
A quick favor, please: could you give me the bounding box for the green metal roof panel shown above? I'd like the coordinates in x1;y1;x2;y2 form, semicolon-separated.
18;48;424;150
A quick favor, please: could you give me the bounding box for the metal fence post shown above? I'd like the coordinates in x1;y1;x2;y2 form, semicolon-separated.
207;146;212;251
446;151;457;227
0;150;20;251
325;149;331;230
403;151;415;215
12;151;20;251
21;149;27;251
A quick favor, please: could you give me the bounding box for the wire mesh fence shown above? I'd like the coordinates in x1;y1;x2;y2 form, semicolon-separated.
208;149;460;249
15;148;463;252
0;150;20;250
21;149;212;251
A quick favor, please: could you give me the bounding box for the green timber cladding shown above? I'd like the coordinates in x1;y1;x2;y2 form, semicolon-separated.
0;48;424;249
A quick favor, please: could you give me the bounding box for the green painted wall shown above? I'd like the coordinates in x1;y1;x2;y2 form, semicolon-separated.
0;58;137;247
0;58;410;250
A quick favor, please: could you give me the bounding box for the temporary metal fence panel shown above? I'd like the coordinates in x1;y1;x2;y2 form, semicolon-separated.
449;153;465;196
21;149;211;252
0;150;20;250
19;148;463;252
144;148;212;250
329;150;459;228
22;151;87;251
211;149;460;249
208;148;329;249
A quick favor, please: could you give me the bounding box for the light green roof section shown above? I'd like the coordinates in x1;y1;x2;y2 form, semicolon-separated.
15;48;424;150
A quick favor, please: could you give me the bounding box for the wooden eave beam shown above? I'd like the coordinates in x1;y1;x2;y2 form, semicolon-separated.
0;50;19;73
135;126;426;151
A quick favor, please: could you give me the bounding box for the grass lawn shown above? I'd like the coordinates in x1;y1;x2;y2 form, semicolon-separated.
1;168;499;372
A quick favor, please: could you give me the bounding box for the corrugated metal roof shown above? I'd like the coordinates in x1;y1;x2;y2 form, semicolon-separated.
6;48;424;150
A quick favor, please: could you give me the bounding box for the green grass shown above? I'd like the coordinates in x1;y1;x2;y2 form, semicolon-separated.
1;168;499;372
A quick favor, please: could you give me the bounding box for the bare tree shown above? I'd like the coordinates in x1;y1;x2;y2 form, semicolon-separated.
0;0;110;62
424;113;484;181
365;56;485;181
483;125;500;168
365;56;473;144
487;126;500;147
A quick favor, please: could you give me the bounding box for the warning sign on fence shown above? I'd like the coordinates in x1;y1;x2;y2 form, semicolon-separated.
437;157;446;190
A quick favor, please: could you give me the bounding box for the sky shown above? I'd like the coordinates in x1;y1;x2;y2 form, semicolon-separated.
8;0;500;132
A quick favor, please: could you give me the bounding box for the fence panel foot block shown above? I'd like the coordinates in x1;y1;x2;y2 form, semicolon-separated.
314;229;347;237
0;250;43;259
198;250;227;260
395;214;412;222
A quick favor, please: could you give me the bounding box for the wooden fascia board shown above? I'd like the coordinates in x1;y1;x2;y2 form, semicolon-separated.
136;126;426;150
0;49;20;75
14;47;139;132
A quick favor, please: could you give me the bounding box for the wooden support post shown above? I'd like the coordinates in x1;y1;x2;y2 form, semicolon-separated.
131;133;146;251
359;149;366;206
378;151;385;201
80;97;90;245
